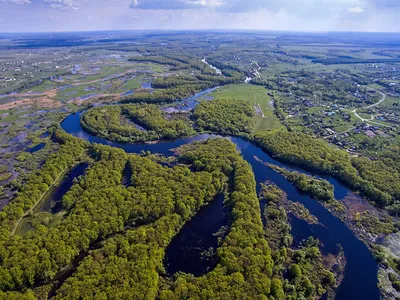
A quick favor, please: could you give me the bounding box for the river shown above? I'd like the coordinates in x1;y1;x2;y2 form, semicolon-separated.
60;108;379;300
201;58;222;75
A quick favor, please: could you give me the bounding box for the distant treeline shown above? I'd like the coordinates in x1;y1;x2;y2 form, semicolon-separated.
312;57;400;65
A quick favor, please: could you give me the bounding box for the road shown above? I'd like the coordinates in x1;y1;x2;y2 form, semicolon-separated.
325;88;390;139
350;89;391;127
11;167;68;235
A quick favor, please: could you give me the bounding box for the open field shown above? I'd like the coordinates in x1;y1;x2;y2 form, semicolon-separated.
0;31;399;299
210;84;283;132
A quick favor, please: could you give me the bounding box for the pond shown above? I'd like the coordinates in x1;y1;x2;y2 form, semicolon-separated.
121;90;134;97
40;131;50;138
164;193;229;276
80;94;100;100
141;81;152;89
61;109;379;300
162;87;219;113
27;142;45;153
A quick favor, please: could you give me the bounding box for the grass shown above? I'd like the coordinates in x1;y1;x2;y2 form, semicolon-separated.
384;96;400;106
0;172;12;181
68;66;128;84
210;84;283;132
147;63;165;73
14;217;34;236
1;111;31;123
12;166;69;236
14;210;65;236
30;80;58;93
55;85;105;101
367;83;385;90
115;76;143;93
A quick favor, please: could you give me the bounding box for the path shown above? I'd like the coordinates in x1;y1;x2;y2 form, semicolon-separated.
253;91;269;118
11;168;68;236
324;88;390;139
350;89;391;127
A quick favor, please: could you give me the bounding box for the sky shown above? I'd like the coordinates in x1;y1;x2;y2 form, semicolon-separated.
1;0;400;33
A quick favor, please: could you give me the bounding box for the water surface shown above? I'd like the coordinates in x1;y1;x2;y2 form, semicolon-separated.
164;193;229;276
28;143;45;153
60;111;379;300
35;162;88;214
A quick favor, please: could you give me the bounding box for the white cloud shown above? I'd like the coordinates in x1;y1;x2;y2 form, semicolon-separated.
0;0;31;4
2;0;400;32
43;0;81;11
191;0;224;7
130;0;225;10
129;0;365;14
348;6;364;13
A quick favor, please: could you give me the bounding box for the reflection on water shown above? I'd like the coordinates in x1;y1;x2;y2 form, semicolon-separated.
60;110;380;300
27;143;45;153
164;193;228;276
35;162;88;214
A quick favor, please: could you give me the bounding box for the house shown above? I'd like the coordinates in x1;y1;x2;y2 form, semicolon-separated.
376;130;390;137
326;128;336;134
364;130;376;138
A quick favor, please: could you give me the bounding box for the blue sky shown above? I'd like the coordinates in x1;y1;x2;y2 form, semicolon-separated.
1;0;400;32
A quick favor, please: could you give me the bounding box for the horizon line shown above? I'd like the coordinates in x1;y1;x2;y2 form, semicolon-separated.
1;29;400;35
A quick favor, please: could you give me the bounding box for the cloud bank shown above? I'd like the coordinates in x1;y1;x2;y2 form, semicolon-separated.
1;0;400;32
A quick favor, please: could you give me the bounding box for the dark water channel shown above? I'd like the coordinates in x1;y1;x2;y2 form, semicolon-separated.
164;193;229;276
27;142;45;153
35;162;88;214
60;109;379;299
121;162;132;188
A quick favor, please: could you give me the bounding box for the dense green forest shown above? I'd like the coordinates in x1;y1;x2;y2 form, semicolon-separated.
81;104;195;143
0;135;340;299
253;131;394;207
193;99;255;135
352;145;400;208
268;164;335;201
0;135;295;299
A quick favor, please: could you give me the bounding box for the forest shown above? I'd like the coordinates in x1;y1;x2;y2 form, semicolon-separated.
193;98;255;135
253;131;395;207
268;164;335;202
0;129;342;299
81;104;195;142
0;135;282;299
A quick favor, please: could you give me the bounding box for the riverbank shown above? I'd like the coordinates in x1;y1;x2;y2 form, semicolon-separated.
11;166;70;236
60;111;381;299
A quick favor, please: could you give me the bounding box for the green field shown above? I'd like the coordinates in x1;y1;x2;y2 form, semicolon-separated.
115;76;143;93
384;96;400;106
210;84;283;132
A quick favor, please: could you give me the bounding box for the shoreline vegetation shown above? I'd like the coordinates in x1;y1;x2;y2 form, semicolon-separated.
1;32;400;299
259;182;343;299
